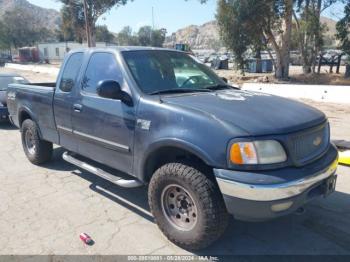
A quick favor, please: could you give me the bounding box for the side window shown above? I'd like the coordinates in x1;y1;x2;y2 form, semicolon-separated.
59;52;84;92
82;53;123;94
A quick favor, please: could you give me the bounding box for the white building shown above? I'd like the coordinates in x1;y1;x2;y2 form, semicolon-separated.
37;42;116;62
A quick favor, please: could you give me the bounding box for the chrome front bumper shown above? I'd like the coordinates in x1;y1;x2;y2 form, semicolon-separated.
215;158;338;202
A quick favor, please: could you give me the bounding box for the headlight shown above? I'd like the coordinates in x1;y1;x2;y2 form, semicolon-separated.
229;140;287;165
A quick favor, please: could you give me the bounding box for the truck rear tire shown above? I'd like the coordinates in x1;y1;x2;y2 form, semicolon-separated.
148;162;229;250
21;119;53;165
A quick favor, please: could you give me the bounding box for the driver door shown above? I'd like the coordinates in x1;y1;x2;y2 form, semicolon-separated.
72;52;136;174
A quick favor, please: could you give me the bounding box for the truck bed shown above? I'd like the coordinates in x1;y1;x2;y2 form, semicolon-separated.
7;83;59;144
26;82;56;88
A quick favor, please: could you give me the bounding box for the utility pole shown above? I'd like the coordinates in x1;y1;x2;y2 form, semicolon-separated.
83;0;92;47
150;6;154;45
152;6;155;30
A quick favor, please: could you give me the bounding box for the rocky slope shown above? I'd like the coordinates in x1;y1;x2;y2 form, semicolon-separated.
0;0;61;31
165;17;338;50
164;21;222;50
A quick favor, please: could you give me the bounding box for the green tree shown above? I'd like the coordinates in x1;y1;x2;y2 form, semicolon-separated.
59;1;86;43
217;0;267;71
96;25;116;43
137;26;165;47
216;0;293;80
59;0;129;47
150;28;167;47
137;26;153;46
0;7;53;49
117;26;139;45
0;20;11;50
293;0;339;74
336;2;350;56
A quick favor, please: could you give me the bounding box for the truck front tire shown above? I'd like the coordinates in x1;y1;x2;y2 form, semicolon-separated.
21;119;53;165
148;162;229;250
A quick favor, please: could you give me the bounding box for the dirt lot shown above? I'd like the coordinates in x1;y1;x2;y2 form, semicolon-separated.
0;67;350;255
0;66;57;83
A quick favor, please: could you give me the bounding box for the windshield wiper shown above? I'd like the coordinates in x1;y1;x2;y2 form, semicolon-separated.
149;88;211;95
205;84;237;91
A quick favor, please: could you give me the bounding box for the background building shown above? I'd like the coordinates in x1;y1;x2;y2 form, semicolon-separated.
37;42;116;62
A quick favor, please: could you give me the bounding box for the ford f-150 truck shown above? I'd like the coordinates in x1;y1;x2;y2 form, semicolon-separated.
7;47;338;250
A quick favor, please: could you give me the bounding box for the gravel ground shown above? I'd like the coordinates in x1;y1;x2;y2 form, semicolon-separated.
299;99;350;142
0;67;350;255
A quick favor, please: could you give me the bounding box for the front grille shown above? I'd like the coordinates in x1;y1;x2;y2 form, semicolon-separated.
288;123;330;166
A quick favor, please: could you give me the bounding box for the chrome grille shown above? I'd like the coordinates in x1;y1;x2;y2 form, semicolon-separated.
288;123;330;166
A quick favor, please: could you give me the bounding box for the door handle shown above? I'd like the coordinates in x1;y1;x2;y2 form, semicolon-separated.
73;104;83;112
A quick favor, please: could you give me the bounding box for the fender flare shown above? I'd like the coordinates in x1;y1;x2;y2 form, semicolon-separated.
18;106;43;138
139;138;216;181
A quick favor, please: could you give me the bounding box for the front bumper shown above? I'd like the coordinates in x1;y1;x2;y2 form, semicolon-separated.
0;107;9;122
215;144;338;221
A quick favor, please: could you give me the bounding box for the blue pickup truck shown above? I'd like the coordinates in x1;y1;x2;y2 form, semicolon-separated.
7;47;338;250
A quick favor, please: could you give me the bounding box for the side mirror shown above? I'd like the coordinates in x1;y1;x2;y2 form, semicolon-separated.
97;80;123;100
221;77;228;83
60;78;74;92
97;80;133;106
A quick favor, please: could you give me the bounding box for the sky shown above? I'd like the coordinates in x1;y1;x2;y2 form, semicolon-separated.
28;0;345;35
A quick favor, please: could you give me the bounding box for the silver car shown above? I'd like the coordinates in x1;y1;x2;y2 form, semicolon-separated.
0;73;29;121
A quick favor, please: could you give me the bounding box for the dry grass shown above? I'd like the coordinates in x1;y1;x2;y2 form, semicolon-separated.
290;73;350;85
216;65;350;86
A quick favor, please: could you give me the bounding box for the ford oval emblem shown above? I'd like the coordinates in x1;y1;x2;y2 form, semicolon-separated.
313;136;322;146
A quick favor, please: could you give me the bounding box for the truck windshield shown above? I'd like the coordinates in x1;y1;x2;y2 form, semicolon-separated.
122;50;228;95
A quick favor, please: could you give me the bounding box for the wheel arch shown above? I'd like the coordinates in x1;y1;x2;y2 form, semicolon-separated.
18;107;43;138
140;139;216;183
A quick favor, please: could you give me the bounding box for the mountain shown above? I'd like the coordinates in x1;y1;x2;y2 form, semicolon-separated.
164;21;223;51
0;0;61;31
164;17;338;50
321;16;337;37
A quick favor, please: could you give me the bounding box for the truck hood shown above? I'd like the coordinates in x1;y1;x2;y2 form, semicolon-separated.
162;89;326;136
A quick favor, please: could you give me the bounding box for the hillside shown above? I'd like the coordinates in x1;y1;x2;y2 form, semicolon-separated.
321;16;337;37
164;17;338;50
164;21;222;50
0;0;61;31
321;16;337;46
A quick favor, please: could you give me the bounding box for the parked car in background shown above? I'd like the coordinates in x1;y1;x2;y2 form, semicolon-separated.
0;54;12;67
11;55;20;63
0;73;29;122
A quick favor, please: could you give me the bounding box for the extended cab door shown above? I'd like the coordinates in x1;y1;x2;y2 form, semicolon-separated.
72;52;136;175
54;52;84;152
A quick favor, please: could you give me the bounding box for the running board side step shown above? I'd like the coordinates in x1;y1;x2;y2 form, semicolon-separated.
62;152;143;188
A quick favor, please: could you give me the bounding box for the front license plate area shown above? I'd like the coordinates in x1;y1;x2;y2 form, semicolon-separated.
323;175;337;197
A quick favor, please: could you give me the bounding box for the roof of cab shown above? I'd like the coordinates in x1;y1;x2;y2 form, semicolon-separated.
69;46;181;54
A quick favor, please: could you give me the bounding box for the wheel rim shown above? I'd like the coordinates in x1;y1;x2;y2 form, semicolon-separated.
161;184;198;231
25;130;36;155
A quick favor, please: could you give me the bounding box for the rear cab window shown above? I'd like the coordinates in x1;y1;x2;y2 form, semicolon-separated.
59;52;84;92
